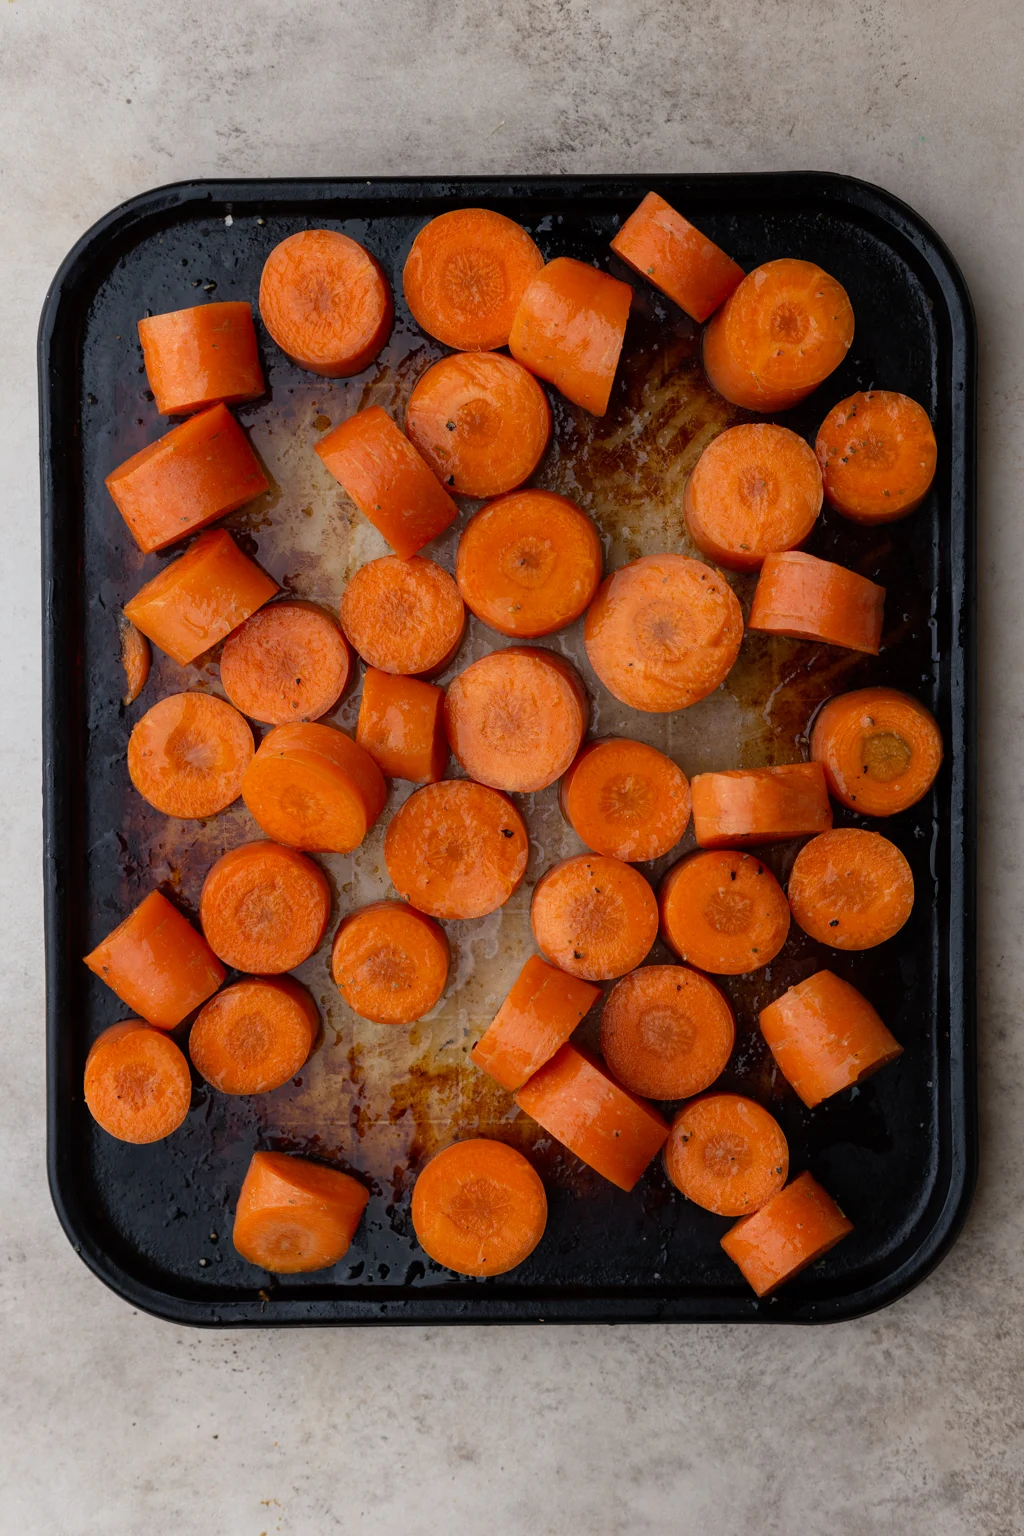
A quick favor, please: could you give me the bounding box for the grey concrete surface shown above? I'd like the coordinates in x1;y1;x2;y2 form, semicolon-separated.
1;2;1021;1532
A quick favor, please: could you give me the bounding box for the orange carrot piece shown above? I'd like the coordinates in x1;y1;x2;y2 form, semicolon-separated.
787;827;914;950
127;692;254;818
199;840;330;973
84;890;225;1028
241;721;386;853
659;848;790;973
559;737;691;862
118;614;151;705
190;976;318;1094
84;1021;193;1144
471;954;601;1092
664;1093;788;1216
339;555;465;676
610;191;744;322
411;1139;548;1276
601;963;735;1099
748;551;885;654
816;390;937;524
259;229;393;376
138;301;264;416
385;780;528;920
760;968;903;1107
405;352;551;498
233;1151;369;1274
530;854;658;981
691;763;832;848
123;528;277;669
219;600;350;724
721;1171;853;1295
403;208;545;352
683;423;823;572
509;257;632;416
331;900;450;1025
810;686;943;816
444;647;588;793
355;668;448;783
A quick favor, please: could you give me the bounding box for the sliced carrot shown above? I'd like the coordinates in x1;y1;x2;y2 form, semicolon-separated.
385;779;528;920
118;614;151;705
583;553;744;712
355;668;448;783
138;301;264;416
128;692;254;818
683;423;823;572
190;975;318;1095
315;405;458;560
405;352;551;498
233;1151;369;1274
241;721;386;853
84;890;225;1028
411;1139;548;1277
219;600;350;724
331;900;450;1025
816;390;937;523
664;1094;788;1216
403;208;545;352
84;1021;193;1144
691;763;832;848
515;1043;669;1192
721;1170;853;1295
470;954;601;1092
600;963;735;1099
760;969;903;1108
787;827;914;950
702;258;855;413
199;840;330;973
339;555;464;676
810;686;943;816
748;551;885;654
509;257;633;416
610;191;744;322
659;848;790;973
444;647;588;793
259;229;393;376
530;853;658;981
123;528;278;668
559;737;691;862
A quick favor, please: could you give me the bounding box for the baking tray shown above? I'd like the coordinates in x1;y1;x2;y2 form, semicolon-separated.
40;174;977;1326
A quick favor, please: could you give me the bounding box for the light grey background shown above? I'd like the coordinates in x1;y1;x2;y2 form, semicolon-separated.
2;3;1019;1532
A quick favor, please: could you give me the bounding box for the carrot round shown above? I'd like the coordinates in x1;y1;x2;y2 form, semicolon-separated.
259;229;393;376
123;529;278;668
444;647;588;793
810;686;943;816
356;668;448;783
384;780;528;920
190;976;318;1095
138;301;265;416
340;555;464;676
583;553;744;712
233;1151;369;1274
219;600;350;724
601;963;735;1099
411;1139;548;1277
471;954;601;1092
787;827;914;950
664;1094;788;1216
405;352;551;499
559;737;691;862
199;840;330;973
816;390;937;523
403;208;545;352
702;258;855;413
659;849;790;973
128;692;254;819
241;721;386;853
721;1171;853;1296
748;551;885;653
683;423;823;572
509;257;632;416
760;969;903;1108
84;1021;192;1144
118;614;151;706
530;854;658;981
691;762;832;848
84;890;225;1028
331;900;450;1025
610;191;744;321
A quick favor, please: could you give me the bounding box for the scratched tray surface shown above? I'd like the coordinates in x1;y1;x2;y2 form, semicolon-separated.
42;177;975;1324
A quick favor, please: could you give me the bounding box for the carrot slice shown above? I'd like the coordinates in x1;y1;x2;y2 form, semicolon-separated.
530;854;658;981
403;208;545;352
123;529;278;668
118;614;151;705
258;229;393;376
315;405;458;560
411;1139;548;1276
659;849;790;973
199;840;330;973
331;900;450;1025
748;551;885;654
691;763;832;848
241;721;386;853
810;686;943;816
515;1043;668;1192
721;1170;853;1295
610;191;744;322
405;352;551;498
355;668;448;784
340;555;465;676
219;600;350;724
84;890;225;1028
233;1151;369;1274
444;647;588;793
138;301;264;416
385;780;528;920
787;827;914;950
702;258;855;413
664;1094;788;1216
583;553;744;712
128;692;254;818
509;257;633;416
559;737;691;862
816;390;937;524
471;954;601;1092
683;423;823;572
760;969;903;1107
600;963;735;1099
190;975;318;1094
84;1021;193;1144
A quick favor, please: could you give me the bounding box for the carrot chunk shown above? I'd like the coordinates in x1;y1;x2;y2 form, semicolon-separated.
219;600;350;724
684;423;823;572
233;1151;369;1274
760;969;903;1109
138;301;265;416
411;1139;548;1277
259;229;393;376
816;390;937;524
84;1021;193;1144
84;890;225;1028
340;555;465;676
123;529;278;668
403;208;545;352
331;900;450;1025
691;763;832;848
721;1171;853;1296
509;257;632;416
748;551;885;654
659;848;790;974
241;721;386;853
810;686;943;816
128;692;254;818
118;614;151;706
530;854;658;981
610;191;744;322
189;976;318;1095
471;955;600;1092
787;827;914;949
664;1094;788;1216
600;963;735;1099
384;780;528;920
560;737;691;863
444;647;588;793
405;352;551;498
200;841;330;973
355;668;448;784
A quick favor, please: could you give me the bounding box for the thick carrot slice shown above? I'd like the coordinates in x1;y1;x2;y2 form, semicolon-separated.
810;686;943;816
84;890;225;1028
233;1151;369;1274
509;257;633;416
530;854;658;981
411;1139;548;1276
515;1043;668;1192
659;848;790;973
405;352;551;498
560;737;691;862
444;647;588;793
583;553;744;712
748;551;885;653
128;692;254;818
816;390;937;524
403;208;545;352
471;954;601;1092
610;191;744;322
355;668;448;783
123;529;278;668
190;976;318;1094
84;1021;193;1144
601;964;735;1099
118;614;151;705
339;555;464;676
259;229;393;376
219;601;350;724
315;405;457;560
138;301;264;416
691;763;832;848
787;827;914;950
385;780;528;920
683;423;823;572
703;258;855;413
760;969;902;1107
241;721;386;853
721;1171;852;1295
199;840;330;973
331;900;450;1024
664;1094;788;1216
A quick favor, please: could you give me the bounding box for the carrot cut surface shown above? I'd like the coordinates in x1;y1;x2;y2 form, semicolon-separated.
190;976;318;1095
664;1094;788;1216
233;1151;369;1274
748;551;885;654
241;721;386;853
356;668;448;783
331;900;450;1025
659;848;790;974
405;352;551;499
340;555;464;676
384;780;528;920
200;841;330;973
509;257;632;416
84;1021;192;1144
760;969;903;1109
720;1170;853;1296
600;963;735;1099
683;423;822;572
530;854;658;981
816;390;937;523
84;890;225;1028
220;601;350;724
123;528;278;668
138;301;264;416
610;191;744;322
559;737;691;863
444;647;588;793
471;954;600;1092
691;763;832;848
411;1139;548;1277
128;692;254;818
787;827;914;950
259;229;393;376
403;209;544;351
118;614;151;705
810;686;942;816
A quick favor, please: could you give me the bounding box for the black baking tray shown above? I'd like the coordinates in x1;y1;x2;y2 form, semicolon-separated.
40;174;977;1326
